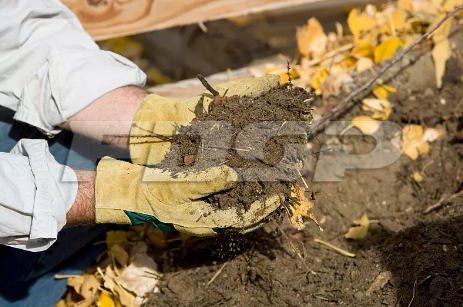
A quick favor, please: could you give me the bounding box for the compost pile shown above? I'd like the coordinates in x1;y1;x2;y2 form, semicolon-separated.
157;80;314;213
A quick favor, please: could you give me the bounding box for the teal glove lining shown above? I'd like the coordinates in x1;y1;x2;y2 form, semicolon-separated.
124;211;176;232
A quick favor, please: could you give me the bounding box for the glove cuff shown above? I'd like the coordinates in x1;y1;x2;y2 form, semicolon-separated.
95;208;132;224
95;156;143;224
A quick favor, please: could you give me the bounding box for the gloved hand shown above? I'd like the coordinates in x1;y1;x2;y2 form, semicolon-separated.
95;157;281;236
95;74;282;235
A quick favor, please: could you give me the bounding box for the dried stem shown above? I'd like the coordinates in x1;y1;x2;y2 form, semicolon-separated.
424;189;463;214
314;238;356;258
206;260;229;287
311;3;463;133
197;74;219;96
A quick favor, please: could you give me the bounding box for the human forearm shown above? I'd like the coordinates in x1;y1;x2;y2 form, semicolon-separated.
66;170;96;227
60;86;148;149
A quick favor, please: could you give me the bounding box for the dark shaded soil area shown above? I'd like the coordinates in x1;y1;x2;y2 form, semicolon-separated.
147;27;463;307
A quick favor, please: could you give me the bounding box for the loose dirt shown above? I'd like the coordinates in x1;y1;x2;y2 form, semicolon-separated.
157;84;313;213
146;28;463;307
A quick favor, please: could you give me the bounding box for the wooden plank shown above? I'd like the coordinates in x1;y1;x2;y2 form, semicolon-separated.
61;0;324;40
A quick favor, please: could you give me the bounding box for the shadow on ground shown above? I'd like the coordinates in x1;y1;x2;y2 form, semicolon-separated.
375;215;463;307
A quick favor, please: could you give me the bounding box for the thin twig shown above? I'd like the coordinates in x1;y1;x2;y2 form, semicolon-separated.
407;280;417;307
424;189;463;214
314;238;356;258
197;74;219;96
311;3;463;133
207;260;229;287
287;60;292;87
297;169;309;189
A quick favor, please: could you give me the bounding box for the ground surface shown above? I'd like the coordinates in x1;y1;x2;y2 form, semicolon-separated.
145;26;463;307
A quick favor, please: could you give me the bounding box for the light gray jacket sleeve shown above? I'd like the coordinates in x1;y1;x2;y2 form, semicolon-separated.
0;139;78;252
0;0;147;134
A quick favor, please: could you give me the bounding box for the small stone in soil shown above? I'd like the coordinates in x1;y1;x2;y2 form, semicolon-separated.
354;291;365;300
424;88;434;97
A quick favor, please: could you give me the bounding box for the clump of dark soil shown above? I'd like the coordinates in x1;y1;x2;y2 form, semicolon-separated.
157;83;314;213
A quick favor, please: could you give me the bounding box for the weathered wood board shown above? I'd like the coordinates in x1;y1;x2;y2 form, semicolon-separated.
61;0;326;40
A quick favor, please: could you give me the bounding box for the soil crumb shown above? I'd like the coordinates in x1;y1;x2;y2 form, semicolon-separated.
156;84;314;213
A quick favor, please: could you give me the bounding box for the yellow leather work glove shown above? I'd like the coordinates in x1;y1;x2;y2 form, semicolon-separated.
130;74;280;165
95;157;280;236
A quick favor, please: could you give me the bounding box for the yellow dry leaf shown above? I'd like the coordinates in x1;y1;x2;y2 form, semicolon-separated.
80;275;100;300
403;124;430;160
428;14;453;42
104;266;136;307
373;86;388;100
379;8;409;34
264;67;276;74
392;8;408;31
411;0;440;14
347;8;378;44
352;42;375;58
115;253;160;297
66;274;100;307
97;292;115;307
413;171;425;182
352;116;381;135
331;55;357;74
374;37;405;62
442;0;461;12
403;126;445;160
296;18;327;59
362;98;392;120
373;85;396;100
356;57;374;72
66;275;85;295
109;244;129;268
310;68;329;95
383;84;397;92
319;74;353;98
345;213;371;239
319;76;338;98
429;14;454;89
106;231;128;249
290;185;318;231
423;127;445;142
398;0;413;10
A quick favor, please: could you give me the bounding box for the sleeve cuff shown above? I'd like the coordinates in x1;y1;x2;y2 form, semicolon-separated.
5;139;79;252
